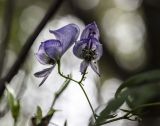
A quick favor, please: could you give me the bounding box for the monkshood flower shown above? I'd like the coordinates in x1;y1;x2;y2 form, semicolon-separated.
34;24;80;86
73;22;103;76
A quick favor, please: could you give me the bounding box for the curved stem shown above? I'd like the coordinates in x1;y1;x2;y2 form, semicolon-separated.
79;69;87;83
96;102;160;126
78;81;96;121
57;60;96;121
57;60;79;84
50;78;70;110
96;113;130;126
78;69;96;121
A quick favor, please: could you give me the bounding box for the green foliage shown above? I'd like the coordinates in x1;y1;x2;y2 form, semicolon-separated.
115;70;160;97
47;108;56;117
95;91;127;124
114;70;160;109
34;106;43;125
6;86;20;123
93;70;160;125
32;106;56;126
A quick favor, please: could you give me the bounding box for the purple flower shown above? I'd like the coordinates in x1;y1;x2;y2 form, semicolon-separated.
73;22;103;76
34;24;80;86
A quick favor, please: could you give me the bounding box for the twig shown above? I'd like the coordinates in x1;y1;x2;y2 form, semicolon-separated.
95;102;160;126
50;78;70;110
95;112;130;126
57;60;96;121
78;69;97;121
32;77;70;126
0;0;64;97
0;0;15;76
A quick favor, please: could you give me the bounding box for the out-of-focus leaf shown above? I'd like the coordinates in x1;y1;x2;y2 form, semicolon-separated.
125;83;160;109
35;106;43;125
47;108;56;116
32;76;70;126
38;109;56;126
115;70;160;97
6;85;20;122
37;106;43;118
32;107;56;126
95;91;127;124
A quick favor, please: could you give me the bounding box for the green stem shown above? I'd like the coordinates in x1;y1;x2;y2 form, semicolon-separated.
96;113;130;126
96;102;160;126
78;69;96;121
57;60;79;84
78;82;96;121
57;60;96;121
79;69;87;83
49;78;70;110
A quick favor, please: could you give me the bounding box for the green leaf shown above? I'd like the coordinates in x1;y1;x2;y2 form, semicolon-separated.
47;108;56;116
36;106;43;119
6;86;20;122
115;70;160;97
96;91;127;124
124;83;160;109
35;106;43;125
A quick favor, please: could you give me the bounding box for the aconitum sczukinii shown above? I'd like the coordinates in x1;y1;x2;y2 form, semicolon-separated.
73;22;103;76
34;24;80;86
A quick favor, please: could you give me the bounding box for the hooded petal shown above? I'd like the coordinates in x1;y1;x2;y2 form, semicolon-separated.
73;38;103;61
43;39;62;61
73;40;88;59
81;22;100;40
34;65;55;86
35;42;50;65
90;61;100;76
49;24;80;54
80;60;89;74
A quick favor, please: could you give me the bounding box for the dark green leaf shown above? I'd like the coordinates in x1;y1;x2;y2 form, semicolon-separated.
96;91;127;124
115;70;160;97
47;108;56;116
34;106;43;125
125;83;160;109
36;106;43;119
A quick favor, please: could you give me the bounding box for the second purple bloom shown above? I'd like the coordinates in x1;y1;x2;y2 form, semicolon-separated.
73;22;103;76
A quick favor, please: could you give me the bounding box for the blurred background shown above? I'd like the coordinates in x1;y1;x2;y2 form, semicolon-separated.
0;0;160;126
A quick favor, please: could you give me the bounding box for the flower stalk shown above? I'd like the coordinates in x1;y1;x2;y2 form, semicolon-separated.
57;60;97;121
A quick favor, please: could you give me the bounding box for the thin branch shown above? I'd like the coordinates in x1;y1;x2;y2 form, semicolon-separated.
50;78;70;109
57;60;96;121
0;0;64;97
95;113;130;126
31;78;70;126
0;0;15;76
